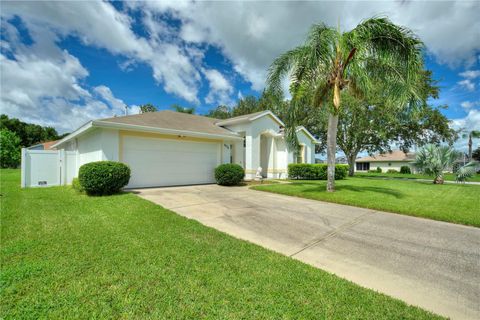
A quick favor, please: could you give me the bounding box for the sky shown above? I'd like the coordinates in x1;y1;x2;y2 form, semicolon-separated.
0;0;479;152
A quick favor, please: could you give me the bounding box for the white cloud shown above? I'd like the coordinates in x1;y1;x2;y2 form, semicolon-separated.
139;0;480;89
0;37;136;133
458;79;476;92
460;100;480;110
1;1;201;103
450;109;480;152
459;70;480;80
202;68;233;105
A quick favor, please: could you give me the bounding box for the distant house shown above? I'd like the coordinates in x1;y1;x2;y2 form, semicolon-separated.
27;140;58;150
355;150;416;173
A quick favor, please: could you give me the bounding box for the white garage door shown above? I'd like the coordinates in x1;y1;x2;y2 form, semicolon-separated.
122;135;220;188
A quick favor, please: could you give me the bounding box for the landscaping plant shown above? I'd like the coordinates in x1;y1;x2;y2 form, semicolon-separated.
456;161;480;183
414;144;458;184
267;17;424;192
288;164;348;180
214;163;244;186
78;161;130;195
400;166;412;174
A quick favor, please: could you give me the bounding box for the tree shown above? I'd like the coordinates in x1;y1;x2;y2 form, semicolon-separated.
472;147;480;161
0;114;63;147
333;91;456;176
414;144;458;184
171;104;195;114
0;129;21;168
462;130;480;161
206;105;232;119
139;103;157;113
456;161;480;182
267;18;424;191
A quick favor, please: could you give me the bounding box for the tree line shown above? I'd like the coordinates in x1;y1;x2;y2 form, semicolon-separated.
0;114;68;168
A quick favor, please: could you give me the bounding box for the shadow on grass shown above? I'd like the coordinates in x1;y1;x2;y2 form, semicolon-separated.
294;182;405;199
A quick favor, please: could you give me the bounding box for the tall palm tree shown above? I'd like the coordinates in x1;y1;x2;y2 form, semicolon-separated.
462;130;480;161
267;17;424;191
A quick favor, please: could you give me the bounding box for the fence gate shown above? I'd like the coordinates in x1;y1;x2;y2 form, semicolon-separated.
21;149;77;188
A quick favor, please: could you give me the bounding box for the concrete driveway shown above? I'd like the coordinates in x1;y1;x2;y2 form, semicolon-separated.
134;184;480;319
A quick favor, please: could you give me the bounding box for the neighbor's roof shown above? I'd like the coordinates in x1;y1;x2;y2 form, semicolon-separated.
28;140;59;150
98;110;240;138
215;110;284;126
356;150;415;162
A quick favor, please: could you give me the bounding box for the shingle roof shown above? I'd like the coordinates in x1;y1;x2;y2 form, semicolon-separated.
214;110;266;124
356;150;416;162
99;110;239;137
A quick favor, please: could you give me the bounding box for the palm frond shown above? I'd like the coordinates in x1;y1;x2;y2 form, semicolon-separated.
456;161;480;182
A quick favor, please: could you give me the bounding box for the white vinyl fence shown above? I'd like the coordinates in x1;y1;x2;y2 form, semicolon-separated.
21;148;77;188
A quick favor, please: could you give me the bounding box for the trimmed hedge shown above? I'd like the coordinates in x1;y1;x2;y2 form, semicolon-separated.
400;166;412;174
288;164;349;180
78;161;131;195
387;169;398;174
215;163;244;186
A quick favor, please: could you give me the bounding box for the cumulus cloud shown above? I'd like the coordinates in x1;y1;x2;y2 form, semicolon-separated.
458;79;476;92
1;1;202;103
202;68;233;105
450;109;480;152
139;0;480;89
459;70;480;80
460;100;480;110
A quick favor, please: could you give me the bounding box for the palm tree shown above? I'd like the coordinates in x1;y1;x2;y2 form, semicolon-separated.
456;161;480;183
462;130;480;161
414;144;458;184
266;17;424;191
171;104;195;114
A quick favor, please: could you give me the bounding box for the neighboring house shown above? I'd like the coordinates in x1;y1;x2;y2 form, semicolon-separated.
27;140;58;150
50;110;318;188
355;150;416;173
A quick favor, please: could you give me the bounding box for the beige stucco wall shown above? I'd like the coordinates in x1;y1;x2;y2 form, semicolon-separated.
355;161;416;173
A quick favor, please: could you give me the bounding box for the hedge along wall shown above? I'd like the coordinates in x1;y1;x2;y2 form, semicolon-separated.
288;164;349;180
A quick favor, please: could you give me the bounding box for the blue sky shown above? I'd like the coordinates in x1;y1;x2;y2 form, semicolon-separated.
1;1;479;151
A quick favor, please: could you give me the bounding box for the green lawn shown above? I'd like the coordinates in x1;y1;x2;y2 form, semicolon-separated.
355;171;480;182
0;169;441;319
253;178;480;227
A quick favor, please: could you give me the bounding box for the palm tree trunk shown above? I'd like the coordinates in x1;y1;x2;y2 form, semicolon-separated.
326;112;339;192
468;133;473;162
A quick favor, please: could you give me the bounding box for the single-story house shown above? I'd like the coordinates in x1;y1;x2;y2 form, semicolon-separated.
27;140;58;150
50;110;318;188
355;150;416;173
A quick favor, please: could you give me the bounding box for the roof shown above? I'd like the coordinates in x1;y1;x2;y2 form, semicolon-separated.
28;140;59;150
356;150;416;163
296;126;319;143
215;110;285;126
98;110;239;138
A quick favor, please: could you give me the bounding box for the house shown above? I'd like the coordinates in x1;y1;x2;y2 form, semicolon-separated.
355;150;416;173
27;140;58;150
49;110;318;188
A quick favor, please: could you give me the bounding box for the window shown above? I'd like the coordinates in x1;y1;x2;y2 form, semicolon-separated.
356;162;370;171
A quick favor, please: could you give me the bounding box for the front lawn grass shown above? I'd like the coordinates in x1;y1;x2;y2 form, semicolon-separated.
253;178;480;227
355;171;480;182
0;169;441;319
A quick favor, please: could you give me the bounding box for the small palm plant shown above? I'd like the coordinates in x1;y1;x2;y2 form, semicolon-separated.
456;161;480;183
414;144;458;184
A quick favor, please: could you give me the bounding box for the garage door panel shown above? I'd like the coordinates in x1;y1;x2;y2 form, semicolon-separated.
122;135;220;188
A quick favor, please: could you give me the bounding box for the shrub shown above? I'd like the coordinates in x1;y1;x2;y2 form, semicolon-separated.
386;169;398;174
78;161;131;195
71;178;84;193
0;129;21;168
288;164;348;180
215;163;244;186
400;166;411;174
376;167;382;173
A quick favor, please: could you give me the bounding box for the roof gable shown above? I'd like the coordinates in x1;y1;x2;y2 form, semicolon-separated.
215;110;284;127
